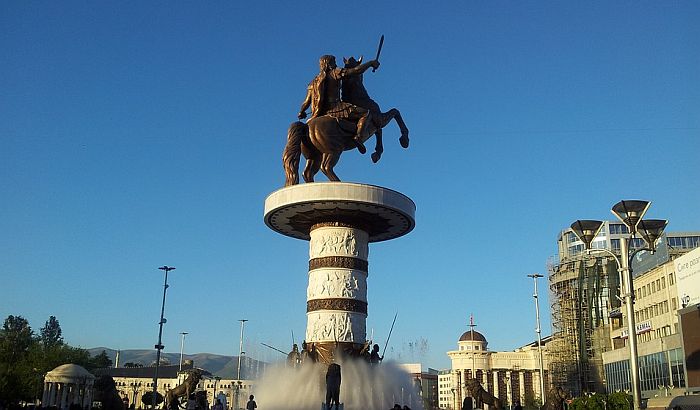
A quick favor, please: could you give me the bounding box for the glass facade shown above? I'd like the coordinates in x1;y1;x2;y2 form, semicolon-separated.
604;348;685;393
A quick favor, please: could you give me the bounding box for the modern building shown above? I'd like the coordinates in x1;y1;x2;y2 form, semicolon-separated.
602;246;700;402
399;363;440;410
441;327;551;409
548;223;700;396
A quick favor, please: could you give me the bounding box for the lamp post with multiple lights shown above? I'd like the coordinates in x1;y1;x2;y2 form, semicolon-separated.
152;265;175;409
527;273;546;404
569;200;667;410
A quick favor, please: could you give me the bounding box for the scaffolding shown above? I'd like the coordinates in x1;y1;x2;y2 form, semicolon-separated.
547;254;620;395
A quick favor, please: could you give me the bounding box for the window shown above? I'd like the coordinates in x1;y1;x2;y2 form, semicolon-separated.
672;298;677;310
661;277;666;289
669;272;675;285
611;239;621;251
609;224;629;235
652;281;656;293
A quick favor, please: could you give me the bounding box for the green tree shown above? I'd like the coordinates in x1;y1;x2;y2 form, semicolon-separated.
0;315;95;403
0;315;37;402
39;316;63;348
91;350;113;369
606;392;632;410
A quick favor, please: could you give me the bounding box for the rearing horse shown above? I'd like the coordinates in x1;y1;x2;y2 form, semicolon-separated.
283;58;409;186
342;56;409;163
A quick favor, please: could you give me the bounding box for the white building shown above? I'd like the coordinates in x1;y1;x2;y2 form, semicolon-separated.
440;328;551;409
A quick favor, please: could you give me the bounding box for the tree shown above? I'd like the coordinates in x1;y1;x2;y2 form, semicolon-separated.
0;315;94;403
39;316;63;348
91;350;113;369
0;315;36;402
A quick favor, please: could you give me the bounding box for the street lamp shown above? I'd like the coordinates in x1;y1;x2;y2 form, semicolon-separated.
237;320;248;381
213;376;221;406
569;200;667;410
236;319;248;410
527;273;546;405
179;332;189;372
153;265;175;410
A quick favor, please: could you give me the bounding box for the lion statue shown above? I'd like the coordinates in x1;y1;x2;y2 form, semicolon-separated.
164;369;203;410
464;379;503;410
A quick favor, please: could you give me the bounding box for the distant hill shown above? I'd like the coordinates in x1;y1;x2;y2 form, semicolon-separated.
88;348;267;379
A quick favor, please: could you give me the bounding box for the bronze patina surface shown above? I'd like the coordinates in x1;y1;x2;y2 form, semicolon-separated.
282;38;410;185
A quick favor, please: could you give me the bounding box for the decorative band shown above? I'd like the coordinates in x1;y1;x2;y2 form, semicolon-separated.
309;256;368;271
307;298;368;314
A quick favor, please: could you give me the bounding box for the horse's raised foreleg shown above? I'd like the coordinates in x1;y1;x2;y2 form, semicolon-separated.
371;128;383;163
377;109;409;149
320;152;342;182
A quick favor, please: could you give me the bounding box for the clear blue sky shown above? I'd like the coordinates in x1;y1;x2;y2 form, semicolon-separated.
2;2;698;370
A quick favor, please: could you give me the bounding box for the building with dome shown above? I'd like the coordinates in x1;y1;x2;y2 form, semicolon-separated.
439;326;552;409
42;364;95;409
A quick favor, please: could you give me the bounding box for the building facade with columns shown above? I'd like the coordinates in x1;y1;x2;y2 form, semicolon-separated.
43;364;95;410
440;329;551;409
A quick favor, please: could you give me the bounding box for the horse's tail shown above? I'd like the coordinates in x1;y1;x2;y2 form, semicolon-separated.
283;121;306;186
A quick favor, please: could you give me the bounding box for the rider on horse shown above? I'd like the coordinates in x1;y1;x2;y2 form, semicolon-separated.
298;55;380;154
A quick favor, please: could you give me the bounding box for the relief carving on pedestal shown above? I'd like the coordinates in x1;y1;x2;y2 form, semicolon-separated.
309;228;368;259
306;312;364;343
307;270;367;301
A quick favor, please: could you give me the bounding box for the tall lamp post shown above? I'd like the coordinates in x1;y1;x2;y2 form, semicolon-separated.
569;200;667;410
179;332;189;372
527;273;546;405
153;265;175;410
236;319;248;410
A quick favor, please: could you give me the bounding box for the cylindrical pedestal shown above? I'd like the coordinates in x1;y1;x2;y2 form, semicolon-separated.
306;223;369;362
264;182;415;364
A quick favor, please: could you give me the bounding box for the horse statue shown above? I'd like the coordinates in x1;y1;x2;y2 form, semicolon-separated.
164;369;203;410
341;56;409;163
282;58;409;186
540;386;571;410
464;378;503;410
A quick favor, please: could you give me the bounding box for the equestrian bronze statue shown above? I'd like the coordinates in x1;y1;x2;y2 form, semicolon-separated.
283;38;410;186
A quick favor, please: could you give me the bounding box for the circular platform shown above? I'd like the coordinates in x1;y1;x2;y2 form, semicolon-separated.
264;182;415;242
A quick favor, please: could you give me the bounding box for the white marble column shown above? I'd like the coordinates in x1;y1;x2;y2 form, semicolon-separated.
505;371;512;407
519;371;525;405
42;382;49;405
492;372;499;401
60;383;69;410
306;224;369;345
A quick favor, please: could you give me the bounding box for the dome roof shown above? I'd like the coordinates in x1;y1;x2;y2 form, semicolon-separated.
459;330;487;343
46;364;95;380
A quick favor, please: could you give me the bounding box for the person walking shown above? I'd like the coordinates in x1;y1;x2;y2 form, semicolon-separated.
245;395;257;410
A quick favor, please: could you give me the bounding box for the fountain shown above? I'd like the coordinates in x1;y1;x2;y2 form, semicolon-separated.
262;182;418;410
260;44;419;409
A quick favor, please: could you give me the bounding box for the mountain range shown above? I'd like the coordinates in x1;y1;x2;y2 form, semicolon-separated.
88;348;268;379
